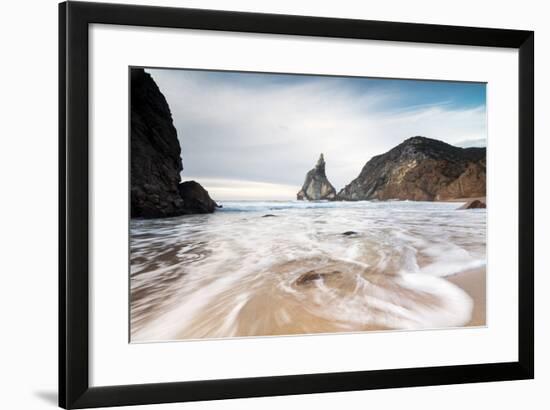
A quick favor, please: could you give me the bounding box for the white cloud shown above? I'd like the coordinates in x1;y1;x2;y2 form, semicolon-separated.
147;69;487;200
454;138;487;148
183;177;297;201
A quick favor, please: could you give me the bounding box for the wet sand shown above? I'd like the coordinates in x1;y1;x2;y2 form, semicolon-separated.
440;198;486;326
446;267;486;326
132;262;487;340
131;200;486;341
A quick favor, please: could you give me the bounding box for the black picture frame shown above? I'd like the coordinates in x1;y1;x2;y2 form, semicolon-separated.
59;1;534;408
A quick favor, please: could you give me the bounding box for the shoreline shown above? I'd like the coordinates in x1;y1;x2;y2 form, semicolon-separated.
131;200;486;339
438;196;486;203
446;267;486;326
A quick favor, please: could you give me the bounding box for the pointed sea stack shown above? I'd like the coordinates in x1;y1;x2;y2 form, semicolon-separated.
297;154;337;200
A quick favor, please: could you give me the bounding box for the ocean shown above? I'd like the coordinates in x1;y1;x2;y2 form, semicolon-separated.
130;200;486;341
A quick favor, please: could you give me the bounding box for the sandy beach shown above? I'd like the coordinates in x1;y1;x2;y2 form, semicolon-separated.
130;200;486;341
447;267;486;326
443;197;486;327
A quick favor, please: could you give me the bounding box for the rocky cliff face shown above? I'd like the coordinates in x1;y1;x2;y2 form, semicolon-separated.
337;136;486;201
130;68;217;218
297;154;337;200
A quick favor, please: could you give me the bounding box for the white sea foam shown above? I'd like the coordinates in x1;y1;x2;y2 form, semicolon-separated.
130;200;486;341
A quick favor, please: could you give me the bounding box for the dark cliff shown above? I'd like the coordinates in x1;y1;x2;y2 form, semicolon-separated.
130;68;217;218
297;154;337;200
337;136;486;201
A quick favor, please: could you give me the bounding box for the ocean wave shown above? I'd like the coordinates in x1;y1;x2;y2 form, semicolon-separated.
130;200;486;341
217;199;465;213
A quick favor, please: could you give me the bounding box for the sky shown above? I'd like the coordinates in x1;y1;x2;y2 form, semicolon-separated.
146;68;487;201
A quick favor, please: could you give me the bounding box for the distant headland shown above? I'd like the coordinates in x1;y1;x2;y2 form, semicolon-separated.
297;136;485;202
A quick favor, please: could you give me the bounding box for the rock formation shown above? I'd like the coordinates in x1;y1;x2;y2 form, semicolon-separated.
459;199;487;209
130;68;218;218
178;181;219;213
337;136;486;201
297;154;337;200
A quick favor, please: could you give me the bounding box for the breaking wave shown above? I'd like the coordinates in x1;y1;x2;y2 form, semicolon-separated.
130;200;486;341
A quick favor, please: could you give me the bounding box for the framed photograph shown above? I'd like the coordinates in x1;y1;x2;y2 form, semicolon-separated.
59;1;534;408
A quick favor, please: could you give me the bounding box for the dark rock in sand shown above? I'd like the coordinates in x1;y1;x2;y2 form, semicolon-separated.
342;231;359;236
130;68;217;218
297;154;337;200
262;214;277;218
337;136;486;201
178;181;219;213
295;271;338;286
459;199;487;209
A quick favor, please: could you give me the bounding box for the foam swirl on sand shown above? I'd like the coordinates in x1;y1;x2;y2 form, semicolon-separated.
130;200;485;341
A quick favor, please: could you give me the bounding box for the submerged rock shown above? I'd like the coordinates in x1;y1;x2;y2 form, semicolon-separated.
459;199;487;209
130;68;217;218
297;154;337;200
341;231;359;236
337;136;486;201
295;270;339;286
262;214;277;218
